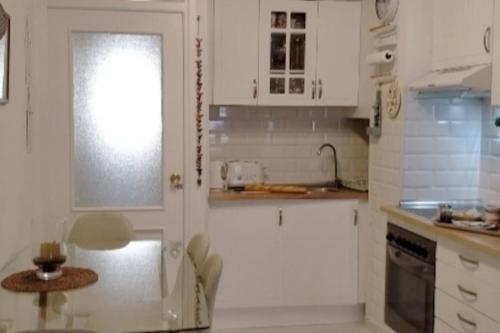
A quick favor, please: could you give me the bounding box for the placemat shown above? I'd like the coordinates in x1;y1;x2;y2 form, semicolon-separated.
1;267;98;293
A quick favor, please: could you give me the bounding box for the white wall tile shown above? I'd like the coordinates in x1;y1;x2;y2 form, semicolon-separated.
209;106;369;184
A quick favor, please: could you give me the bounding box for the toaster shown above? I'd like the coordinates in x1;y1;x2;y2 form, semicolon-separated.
226;160;265;189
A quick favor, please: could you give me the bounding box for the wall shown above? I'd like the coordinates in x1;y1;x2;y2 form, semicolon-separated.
402;97;482;201
364;0;432;331
479;101;500;203
209;106;369;185
0;0;35;269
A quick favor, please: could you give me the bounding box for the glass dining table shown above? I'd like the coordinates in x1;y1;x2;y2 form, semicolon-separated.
0;240;209;333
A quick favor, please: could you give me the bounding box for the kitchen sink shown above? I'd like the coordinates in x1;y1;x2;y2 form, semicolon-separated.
307;186;341;193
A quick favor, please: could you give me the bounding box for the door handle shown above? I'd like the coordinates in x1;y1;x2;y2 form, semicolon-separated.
312;80;316;99
253;79;258;99
170;173;183;189
318;79;323;99
484;26;491;54
279;208;283;227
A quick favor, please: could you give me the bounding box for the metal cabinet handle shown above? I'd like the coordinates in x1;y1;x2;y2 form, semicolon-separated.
318;79;323;99
458;284;478;301
459;254;479;269
312;80;316;99
484;26;492;53
279;208;283;227
253;79;258;99
457;313;477;329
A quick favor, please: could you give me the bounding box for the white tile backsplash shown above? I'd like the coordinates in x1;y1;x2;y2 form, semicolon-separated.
479;100;500;204
209;106;369;184
402;97;482;201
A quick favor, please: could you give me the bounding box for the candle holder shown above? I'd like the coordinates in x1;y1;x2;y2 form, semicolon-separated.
33;242;66;281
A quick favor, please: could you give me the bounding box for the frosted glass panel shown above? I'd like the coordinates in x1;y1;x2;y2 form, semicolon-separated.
72;32;163;208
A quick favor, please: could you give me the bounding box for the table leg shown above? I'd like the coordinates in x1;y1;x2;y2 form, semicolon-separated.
37;292;47;329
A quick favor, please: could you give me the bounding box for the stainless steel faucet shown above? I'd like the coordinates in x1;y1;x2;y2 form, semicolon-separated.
317;143;342;188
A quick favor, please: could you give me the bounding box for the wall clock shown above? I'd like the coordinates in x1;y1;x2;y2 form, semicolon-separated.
376;0;399;25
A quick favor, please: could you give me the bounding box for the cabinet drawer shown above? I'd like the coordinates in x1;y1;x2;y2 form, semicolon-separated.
437;244;500;289
435;318;459;333
437;260;500;322
436;289;500;333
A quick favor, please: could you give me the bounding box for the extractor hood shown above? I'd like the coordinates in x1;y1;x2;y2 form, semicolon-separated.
409;64;491;97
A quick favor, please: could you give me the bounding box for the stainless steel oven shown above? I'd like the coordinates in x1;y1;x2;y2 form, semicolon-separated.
385;223;436;333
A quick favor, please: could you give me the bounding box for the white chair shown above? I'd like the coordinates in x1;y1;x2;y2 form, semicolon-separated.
67;213;135;250
199;254;223;323
186;233;210;270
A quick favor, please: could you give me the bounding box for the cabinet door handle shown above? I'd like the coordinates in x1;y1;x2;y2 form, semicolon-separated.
484;26;492;54
459;255;479;269
354;209;358;226
457;284;478;301
318;79;323;99
457;313;477;329
279;208;283;227
253;79;258;99
312;80;316;99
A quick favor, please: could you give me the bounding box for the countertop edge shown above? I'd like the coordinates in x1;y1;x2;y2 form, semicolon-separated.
381;205;500;260
209;190;369;202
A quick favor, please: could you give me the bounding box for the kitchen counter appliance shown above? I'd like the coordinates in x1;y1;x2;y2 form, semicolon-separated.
385;223;436;333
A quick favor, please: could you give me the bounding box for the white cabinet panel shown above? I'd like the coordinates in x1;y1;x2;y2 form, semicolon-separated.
281;200;358;305
208;200;359;309
435;289;500;333
435;318;460;333
213;0;259;105
316;1;360;106
258;0;318;106
208;203;283;308
433;0;493;70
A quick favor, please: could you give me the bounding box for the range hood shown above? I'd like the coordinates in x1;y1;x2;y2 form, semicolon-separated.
409;64;491;97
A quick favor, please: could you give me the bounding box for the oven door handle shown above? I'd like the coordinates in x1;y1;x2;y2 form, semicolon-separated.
388;246;434;280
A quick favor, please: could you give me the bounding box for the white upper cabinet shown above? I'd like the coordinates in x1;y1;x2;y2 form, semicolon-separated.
212;0;361;107
492;0;500;105
316;1;360;106
433;0;493;70
258;0;318;106
213;0;259;105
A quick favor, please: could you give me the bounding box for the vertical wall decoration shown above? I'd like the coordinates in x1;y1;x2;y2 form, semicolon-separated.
195;16;204;187
25;16;33;153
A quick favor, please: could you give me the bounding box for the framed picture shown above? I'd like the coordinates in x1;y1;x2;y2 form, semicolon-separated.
0;4;10;105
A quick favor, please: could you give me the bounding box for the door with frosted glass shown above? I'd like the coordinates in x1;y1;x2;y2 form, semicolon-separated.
44;7;185;310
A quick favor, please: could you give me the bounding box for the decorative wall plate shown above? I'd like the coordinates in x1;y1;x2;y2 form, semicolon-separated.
376;0;399;25
386;80;401;119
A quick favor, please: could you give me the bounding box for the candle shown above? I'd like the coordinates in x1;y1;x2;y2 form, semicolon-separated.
40;243;50;259
52;241;61;258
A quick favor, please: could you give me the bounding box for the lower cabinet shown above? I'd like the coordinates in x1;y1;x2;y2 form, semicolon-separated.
208;200;359;309
435;241;500;332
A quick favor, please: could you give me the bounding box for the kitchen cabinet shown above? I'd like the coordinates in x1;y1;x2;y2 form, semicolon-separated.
213;0;259;105
433;0;493;70
212;0;361;107
258;0;318;105
208;200;359;309
281;201;358;306
208;202;283;308
316;1;360;107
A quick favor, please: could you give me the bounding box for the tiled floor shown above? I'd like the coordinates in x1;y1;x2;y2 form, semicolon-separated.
212;323;374;333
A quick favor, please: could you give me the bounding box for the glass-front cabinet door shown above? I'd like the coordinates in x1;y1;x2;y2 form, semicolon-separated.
258;0;318;106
